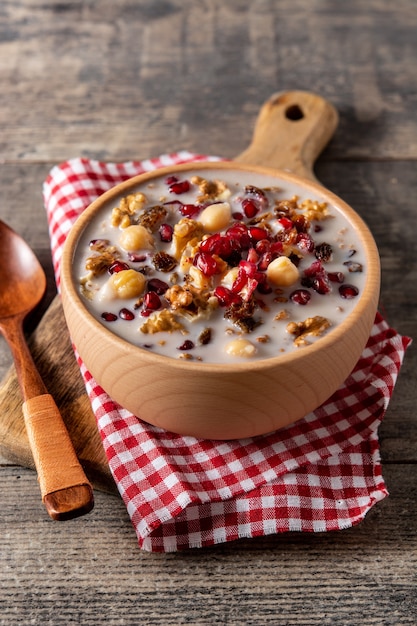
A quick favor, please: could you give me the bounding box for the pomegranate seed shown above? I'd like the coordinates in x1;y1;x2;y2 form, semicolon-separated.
226;223;251;250
101;312;118;322
249;226;269;242
279;217;293;230
258;251;273;271
89;238;109;248
127;252;147;262
242;198;259;218
297;232;315;253
255;239;271;254
313;276;331;295
232;212;244;220
147;278;169;294
303;260;331;295
165;175;178;185
339;284;359;299
144;291;162;310
256;274;273;294
193;252;220;276
168;179;190;194
328;271;345;283
269;242;283;258
214;286;242;307
244;185;269;210
232;267;249;293
239;259;258;278
159;223;173;242
200;233;233;259
290;289;311;305
243;277;259;301
304;260;323;277
108;261;130;274
177;340;195;351
119;308;135;320
180;203;200;218
246;247;259;263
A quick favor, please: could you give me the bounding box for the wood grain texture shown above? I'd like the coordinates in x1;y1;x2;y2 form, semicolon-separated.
1;464;416;625
0;0;415;623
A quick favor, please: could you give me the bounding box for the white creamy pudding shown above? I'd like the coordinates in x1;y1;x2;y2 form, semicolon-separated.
73;168;367;363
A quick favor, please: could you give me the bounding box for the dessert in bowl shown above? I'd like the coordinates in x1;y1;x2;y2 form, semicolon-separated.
60;162;380;439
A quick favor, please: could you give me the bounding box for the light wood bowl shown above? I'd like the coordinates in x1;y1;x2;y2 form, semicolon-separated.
60;92;380;439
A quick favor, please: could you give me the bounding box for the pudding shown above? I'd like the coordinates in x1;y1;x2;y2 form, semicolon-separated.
74;168;366;363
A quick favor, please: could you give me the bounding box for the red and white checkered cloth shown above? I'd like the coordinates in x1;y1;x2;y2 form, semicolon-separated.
43;153;411;552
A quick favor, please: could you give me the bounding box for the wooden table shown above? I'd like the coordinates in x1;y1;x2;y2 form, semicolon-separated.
1;1;415;624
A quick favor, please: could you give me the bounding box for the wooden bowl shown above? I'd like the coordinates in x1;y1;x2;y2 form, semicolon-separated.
60;92;380;439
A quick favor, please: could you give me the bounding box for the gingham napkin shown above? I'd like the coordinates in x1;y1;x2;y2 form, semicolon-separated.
43;153;411;552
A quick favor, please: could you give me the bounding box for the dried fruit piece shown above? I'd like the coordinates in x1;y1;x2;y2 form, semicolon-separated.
138;205;168;232
315;242;333;262
198;327;212;345
152;251;178;272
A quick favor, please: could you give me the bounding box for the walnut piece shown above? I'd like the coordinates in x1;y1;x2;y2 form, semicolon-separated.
286;315;331;347
190;176;231;203
111;192;147;227
139;310;185;334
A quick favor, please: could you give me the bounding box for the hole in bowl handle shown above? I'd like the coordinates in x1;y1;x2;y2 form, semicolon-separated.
235;90;339;181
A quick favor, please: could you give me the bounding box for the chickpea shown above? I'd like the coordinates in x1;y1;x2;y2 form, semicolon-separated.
199;202;232;232
119;225;154;251
266;256;299;287
225;337;257;358
107;269;146;299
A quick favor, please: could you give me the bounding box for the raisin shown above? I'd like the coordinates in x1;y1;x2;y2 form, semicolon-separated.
198;327;212;345
315;242;333;262
138;205;168;232
152;251;177;272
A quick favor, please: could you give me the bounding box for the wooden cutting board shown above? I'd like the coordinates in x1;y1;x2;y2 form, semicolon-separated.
0;91;338;493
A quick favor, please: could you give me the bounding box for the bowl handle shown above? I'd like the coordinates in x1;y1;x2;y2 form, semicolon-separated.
235;90;339;182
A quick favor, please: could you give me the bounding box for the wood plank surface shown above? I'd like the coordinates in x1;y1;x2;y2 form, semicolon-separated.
0;1;415;624
1;464;415;625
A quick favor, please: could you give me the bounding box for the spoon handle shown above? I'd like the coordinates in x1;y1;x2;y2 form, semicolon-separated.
1;317;94;520
23;394;94;520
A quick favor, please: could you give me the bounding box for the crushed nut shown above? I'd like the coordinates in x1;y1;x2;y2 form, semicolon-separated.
190;176;231;203
140;309;185;334
286;315;331;346
111;192;147;227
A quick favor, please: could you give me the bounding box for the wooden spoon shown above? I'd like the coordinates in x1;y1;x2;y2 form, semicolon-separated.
0;220;93;520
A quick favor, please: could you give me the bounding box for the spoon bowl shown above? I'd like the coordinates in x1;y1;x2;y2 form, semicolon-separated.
0;220;94;520
0;223;46;318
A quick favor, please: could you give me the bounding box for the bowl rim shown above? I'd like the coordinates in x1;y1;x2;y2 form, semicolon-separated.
60;160;380;373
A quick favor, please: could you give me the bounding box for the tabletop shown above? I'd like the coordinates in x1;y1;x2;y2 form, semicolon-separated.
0;1;416;625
